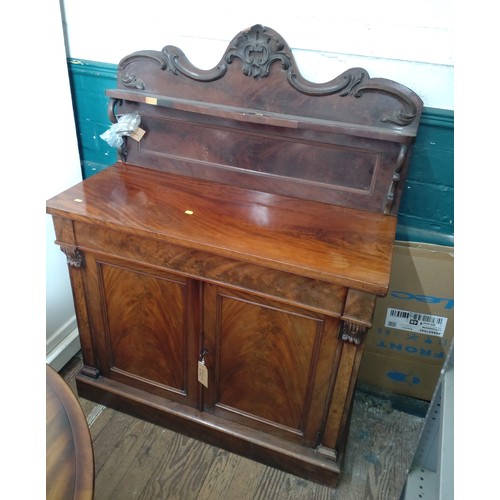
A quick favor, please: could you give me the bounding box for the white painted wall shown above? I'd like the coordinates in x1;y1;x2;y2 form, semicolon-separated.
3;7;81;371
42;3;84;370
60;0;454;110
43;3;83;370
37;3;83;369
3;1;83;496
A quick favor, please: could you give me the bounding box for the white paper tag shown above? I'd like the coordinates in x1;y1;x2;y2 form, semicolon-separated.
129;127;146;142
385;307;447;337
198;361;208;388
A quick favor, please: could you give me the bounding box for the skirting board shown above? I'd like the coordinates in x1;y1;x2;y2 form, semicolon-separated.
46;326;81;371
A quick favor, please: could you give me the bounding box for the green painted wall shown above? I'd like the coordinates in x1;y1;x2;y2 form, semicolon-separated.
67;59;454;246
67;59;118;176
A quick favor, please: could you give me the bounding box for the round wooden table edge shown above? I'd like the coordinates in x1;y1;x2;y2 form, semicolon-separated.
46;364;94;500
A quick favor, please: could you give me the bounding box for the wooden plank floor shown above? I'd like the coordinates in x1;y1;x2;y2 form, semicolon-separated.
60;355;425;500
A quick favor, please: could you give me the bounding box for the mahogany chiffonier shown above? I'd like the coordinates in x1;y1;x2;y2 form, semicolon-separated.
47;25;423;486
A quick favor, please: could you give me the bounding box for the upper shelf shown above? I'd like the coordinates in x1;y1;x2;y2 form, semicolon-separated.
106;88;419;143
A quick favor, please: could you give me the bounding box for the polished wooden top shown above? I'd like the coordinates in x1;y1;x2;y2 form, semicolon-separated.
46;163;397;295
46;365;94;500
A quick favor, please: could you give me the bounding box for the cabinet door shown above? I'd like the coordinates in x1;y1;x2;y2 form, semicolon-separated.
202;285;341;446
85;254;201;408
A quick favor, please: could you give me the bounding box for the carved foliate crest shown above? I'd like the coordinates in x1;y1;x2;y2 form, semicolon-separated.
225;24;291;79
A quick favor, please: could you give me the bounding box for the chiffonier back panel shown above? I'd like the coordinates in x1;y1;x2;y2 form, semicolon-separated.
107;24;423;215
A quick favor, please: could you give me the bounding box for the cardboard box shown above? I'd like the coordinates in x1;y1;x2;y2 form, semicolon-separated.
359;351;446;401
359;241;454;401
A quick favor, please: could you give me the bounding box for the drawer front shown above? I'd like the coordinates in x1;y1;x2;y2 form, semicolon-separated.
73;221;347;317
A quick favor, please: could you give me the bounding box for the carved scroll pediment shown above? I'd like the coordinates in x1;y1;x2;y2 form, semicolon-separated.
117;24;422;127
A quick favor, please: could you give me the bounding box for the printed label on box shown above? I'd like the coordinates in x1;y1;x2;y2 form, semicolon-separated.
385;308;447;337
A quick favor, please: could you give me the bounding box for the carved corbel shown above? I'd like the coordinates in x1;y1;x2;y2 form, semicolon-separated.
340;289;376;345
384;144;408;214
340;320;367;345
60;245;84;268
